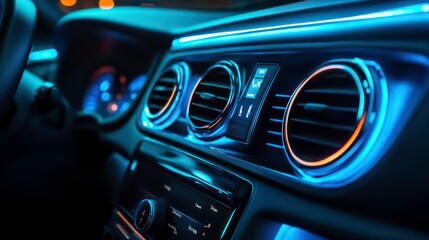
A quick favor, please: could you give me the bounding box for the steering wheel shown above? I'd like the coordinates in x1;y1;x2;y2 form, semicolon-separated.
0;0;36;120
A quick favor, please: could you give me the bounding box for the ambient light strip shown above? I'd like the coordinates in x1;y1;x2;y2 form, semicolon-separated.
173;3;429;46
28;48;58;64
116;211;146;240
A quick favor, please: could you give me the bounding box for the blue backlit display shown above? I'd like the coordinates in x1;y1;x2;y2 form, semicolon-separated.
82;66;146;119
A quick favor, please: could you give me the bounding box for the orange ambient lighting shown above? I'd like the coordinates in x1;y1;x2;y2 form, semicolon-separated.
60;0;77;7
116;211;146;240
99;0;115;10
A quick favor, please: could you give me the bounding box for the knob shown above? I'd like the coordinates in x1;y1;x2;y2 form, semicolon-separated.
134;199;164;233
35;85;62;112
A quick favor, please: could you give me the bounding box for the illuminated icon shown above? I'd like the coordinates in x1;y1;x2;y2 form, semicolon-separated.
255;68;268;78
246;105;253;118
163;184;171;192
172;209;182;218
168;223;178;235
195;202;202;209
238;105;243;117
188;225;198;235
204;223;211;229
210;205;218;213
202;232;206;237
251;79;263;88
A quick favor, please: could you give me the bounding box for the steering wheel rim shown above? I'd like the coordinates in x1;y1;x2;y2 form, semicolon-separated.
0;0;36;120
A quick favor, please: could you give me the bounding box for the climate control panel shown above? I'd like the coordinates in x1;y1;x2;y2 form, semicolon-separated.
108;139;251;240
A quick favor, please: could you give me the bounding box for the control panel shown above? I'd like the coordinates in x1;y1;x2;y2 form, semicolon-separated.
227;63;280;142
108;139;251;240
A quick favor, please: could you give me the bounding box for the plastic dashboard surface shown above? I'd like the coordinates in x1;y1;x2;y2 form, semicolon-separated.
55;1;429;240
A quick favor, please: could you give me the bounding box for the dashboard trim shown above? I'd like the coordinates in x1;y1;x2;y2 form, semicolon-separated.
172;3;429;51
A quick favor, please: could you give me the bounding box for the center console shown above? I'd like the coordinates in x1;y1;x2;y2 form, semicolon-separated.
107;138;251;240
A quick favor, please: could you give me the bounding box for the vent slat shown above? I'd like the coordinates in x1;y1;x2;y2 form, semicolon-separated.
269;118;283;123
267;130;282;136
148;103;164;110
289;134;342;148
159;77;177;84
304;88;358;95
297;103;358;113
275;94;292;98
195;92;229;101
266;143;284;149
272;106;286;110
149;94;171;101
153;86;175;92
189;114;213;124
199;81;231;90
290;118;355;131
191;103;223;112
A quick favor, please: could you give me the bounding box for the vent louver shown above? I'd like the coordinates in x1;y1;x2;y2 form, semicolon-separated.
284;63;368;168
143;63;188;126
147;70;178;117
266;94;291;149
188;61;240;137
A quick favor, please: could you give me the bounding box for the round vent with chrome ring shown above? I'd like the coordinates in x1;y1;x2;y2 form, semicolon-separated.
283;58;387;181
187;60;241;139
141;62;189;127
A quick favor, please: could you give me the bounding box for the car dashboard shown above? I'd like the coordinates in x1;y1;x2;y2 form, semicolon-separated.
49;1;429;239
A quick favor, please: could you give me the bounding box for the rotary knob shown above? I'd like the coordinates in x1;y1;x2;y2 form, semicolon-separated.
134;199;165;234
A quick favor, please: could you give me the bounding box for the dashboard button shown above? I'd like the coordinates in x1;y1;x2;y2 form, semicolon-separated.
254;67;269;78
134;199;166;234
166;207;207;240
194;202;203;211
134;200;153;231
246;78;265;99
210;205;218;214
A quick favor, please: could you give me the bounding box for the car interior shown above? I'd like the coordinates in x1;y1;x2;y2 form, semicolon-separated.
1;0;429;239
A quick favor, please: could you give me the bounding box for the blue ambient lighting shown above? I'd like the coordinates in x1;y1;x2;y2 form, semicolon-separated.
100;80;111;92
220;209;236;239
274;224;326;240
129;75;147;92
120;102;131;112
174;3;429;46
130;160;138;173
101;92;111;102
29;49;58;63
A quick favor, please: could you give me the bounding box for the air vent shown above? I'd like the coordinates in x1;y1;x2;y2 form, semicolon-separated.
266;94;291;149
147;71;177;117
188;61;241;137
284;62;371;168
143;63;188;126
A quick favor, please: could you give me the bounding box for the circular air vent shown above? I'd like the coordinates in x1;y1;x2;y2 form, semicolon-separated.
284;61;371;168
187;61;241;137
143;63;188;126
